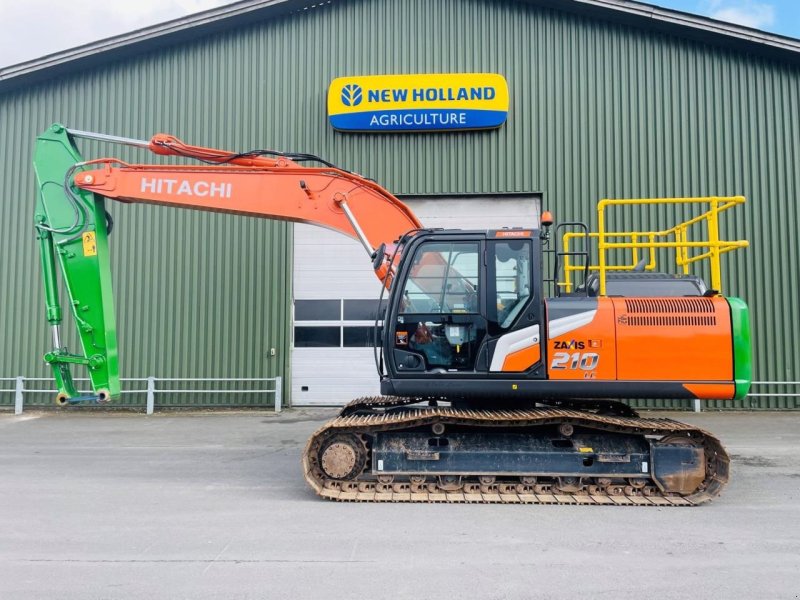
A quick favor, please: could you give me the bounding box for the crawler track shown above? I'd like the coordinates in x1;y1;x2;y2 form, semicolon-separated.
303;397;729;506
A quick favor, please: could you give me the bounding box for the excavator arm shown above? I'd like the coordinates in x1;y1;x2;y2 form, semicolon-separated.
32;123;422;404
34;125;119;403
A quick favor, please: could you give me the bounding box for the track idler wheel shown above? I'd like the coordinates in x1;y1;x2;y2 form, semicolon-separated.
652;434;707;495
438;475;463;491
318;434;367;480
555;476;583;493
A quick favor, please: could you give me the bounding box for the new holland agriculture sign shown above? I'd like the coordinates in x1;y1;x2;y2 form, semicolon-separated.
327;73;509;132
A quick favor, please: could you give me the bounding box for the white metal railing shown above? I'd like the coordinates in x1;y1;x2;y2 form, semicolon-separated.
0;376;282;416
2;378;797;415
745;381;800;398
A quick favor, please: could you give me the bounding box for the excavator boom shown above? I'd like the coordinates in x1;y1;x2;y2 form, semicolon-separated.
74;162;420;255
74;129;421;255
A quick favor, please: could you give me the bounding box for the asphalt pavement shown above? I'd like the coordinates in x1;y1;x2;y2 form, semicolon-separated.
0;409;798;599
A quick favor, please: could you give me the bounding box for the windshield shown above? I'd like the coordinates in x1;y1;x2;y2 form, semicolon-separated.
400;242;479;314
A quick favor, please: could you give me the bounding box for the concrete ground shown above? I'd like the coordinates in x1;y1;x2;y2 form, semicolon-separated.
0;409;798;600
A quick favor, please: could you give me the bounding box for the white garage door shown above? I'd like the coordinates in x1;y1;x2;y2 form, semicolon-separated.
291;195;541;406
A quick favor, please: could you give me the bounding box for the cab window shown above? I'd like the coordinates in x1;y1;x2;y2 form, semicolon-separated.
489;240;532;329
400;242;479;314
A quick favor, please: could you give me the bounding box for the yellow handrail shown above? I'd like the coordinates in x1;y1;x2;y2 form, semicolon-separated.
559;196;748;295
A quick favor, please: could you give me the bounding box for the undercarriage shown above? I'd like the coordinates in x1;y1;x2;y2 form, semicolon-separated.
303;397;729;506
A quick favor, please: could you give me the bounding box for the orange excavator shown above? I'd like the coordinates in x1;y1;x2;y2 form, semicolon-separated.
34;123;751;505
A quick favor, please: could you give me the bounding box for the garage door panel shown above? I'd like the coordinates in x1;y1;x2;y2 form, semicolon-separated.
409;198;539;230
295;224;381;299
291;348;380;404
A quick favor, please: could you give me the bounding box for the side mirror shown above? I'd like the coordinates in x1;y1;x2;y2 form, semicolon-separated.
371;242;387;270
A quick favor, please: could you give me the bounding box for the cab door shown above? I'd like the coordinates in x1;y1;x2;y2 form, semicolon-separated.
391;239;488;374
485;238;545;376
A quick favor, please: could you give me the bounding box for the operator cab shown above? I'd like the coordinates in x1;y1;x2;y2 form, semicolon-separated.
382;229;545;393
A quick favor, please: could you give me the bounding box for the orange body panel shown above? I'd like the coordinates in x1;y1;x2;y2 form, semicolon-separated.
546;297;734;386
502;344;541;372
682;383;735;399
613;297;733;381
546;299;617;380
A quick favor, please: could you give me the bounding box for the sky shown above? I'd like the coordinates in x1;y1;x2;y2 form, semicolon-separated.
0;0;798;70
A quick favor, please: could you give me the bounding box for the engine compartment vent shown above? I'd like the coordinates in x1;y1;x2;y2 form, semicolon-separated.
624;298;715;314
625;315;717;327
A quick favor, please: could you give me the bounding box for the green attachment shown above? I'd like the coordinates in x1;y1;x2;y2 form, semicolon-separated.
43;350;105;368
33;123;120;403
727;297;752;400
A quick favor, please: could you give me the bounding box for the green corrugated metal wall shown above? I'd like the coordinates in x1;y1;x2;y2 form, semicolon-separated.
1;0;798;408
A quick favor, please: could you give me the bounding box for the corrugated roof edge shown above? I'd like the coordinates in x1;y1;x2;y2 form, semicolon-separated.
537;0;800;59
1;0;799;94
0;0;317;93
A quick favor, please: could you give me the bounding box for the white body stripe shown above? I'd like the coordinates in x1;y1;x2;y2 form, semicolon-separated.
489;325;540;372
547;310;597;339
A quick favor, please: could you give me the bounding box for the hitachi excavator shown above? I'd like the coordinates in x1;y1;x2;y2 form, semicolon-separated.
33;123;751;505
